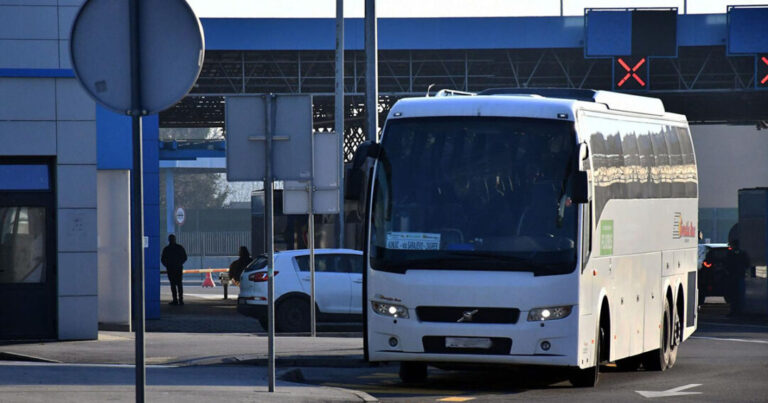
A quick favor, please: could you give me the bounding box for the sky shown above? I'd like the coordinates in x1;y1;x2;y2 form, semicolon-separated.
188;0;767;18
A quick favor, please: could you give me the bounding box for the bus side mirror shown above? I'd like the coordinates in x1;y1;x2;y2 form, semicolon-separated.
344;141;381;201
572;171;589;204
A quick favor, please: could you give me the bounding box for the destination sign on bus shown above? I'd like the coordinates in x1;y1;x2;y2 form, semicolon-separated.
386;232;441;250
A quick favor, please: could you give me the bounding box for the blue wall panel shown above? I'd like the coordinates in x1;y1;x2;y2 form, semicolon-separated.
140;114;160;319
678;14;726;47
96;106;132;170
728;7;768;54
201;17;585;51
585;11;631;57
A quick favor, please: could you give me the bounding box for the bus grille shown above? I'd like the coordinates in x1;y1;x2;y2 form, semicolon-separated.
415;306;520;324
423;336;512;355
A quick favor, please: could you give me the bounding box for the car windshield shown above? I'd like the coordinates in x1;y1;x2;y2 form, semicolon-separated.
370;116;579;275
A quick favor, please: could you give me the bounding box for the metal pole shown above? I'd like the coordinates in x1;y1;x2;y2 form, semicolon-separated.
560;0;563;17
165;170;174;235
365;0;378;142
335;0;345;249
265;94;276;392
309;180;316;337
128;0;145;401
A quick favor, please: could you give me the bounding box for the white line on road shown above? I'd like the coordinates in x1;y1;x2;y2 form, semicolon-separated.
183;293;227;300
691;336;768;345
636;384;702;398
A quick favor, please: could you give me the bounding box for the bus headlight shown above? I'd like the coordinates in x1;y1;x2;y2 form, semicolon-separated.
372;301;409;319
527;306;572;321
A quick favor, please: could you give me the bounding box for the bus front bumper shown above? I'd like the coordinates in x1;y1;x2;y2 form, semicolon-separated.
368;309;580;367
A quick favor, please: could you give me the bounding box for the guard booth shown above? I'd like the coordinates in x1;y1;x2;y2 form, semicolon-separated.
0;161;58;339
738;188;768;316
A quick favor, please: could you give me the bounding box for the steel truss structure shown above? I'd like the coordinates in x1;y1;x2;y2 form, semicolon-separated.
161;47;766;161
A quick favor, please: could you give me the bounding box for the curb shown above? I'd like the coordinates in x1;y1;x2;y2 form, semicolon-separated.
0;352;61;363
169;354;370;368
279;368;379;402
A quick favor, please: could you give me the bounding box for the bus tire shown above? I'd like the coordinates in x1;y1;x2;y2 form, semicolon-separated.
399;362;428;383
569;321;603;387
642;298;673;371
667;295;682;369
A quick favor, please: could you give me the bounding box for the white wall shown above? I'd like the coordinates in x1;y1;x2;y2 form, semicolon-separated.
691;124;768;209
97;171;131;329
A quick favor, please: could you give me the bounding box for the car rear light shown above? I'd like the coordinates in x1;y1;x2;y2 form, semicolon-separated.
702;261;712;268
248;271;278;282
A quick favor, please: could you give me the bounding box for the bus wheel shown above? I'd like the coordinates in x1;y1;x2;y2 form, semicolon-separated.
399;362;428;383
569;323;602;387
667;299;682;369
642;298;673;371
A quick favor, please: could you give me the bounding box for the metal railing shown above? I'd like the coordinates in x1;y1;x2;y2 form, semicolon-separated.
176;231;251;256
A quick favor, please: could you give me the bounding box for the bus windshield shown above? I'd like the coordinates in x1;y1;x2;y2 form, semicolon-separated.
370;116;579;275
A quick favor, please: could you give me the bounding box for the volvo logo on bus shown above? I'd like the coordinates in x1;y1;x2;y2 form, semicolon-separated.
458;309;479;323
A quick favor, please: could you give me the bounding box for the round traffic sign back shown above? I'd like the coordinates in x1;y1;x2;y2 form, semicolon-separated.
175;207;186;226
70;0;205;115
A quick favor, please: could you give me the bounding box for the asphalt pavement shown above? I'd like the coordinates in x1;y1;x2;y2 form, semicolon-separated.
1;286;767;402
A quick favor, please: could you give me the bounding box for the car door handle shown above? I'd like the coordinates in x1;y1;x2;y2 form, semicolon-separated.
301;277;310;281
352;279;363;284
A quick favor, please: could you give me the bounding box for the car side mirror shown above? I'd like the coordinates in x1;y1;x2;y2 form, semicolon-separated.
572;171;589;204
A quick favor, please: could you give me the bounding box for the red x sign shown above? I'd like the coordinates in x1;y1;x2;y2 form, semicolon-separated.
616;57;647;87
761;56;768;85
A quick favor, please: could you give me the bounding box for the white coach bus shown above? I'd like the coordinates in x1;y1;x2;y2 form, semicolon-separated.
348;89;698;387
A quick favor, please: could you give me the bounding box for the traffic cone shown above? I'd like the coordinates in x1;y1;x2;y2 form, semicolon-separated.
202;272;216;288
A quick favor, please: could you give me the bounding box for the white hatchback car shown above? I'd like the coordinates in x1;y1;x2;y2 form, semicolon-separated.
237;249;363;332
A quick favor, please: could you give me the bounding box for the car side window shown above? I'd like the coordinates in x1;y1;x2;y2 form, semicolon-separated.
295;254;337;272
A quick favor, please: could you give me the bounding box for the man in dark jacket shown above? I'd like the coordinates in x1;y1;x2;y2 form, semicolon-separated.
161;234;188;305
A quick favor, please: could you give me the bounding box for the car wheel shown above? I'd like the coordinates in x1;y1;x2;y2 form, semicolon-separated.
399;362;428;383
276;297;310;333
642;298;673;371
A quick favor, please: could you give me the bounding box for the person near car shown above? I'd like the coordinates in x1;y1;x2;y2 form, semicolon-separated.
228;246;251;286
161;234;188;306
725;239;750;317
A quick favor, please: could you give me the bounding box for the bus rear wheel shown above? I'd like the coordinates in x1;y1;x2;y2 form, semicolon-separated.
399;362;428;383
643;298;675;371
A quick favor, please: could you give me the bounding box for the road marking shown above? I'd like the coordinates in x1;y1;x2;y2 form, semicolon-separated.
183;293;227;300
691;336;768;345
321;382;464;396
636;384;702;398
438;398;475;402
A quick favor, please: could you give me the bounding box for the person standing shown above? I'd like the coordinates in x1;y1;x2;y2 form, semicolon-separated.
161;234;188;305
228;246;251;286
